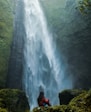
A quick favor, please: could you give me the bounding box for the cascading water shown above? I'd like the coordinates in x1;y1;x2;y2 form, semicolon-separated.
23;0;72;110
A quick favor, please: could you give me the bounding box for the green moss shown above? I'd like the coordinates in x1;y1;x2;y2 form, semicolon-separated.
0;0;13;88
33;89;91;112
0;89;29;112
78;0;91;14
0;108;8;112
69;90;91;112
33;105;68;112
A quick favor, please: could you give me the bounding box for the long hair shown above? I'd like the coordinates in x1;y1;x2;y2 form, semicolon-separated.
37;91;44;105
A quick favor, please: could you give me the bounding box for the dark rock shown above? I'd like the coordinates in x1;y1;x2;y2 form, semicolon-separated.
6;0;25;89
59;89;86;105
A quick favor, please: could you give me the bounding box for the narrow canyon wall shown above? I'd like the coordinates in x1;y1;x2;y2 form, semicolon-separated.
6;0;25;89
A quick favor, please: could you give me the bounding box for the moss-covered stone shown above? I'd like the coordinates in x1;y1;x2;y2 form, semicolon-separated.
33;89;91;112
0;89;29;112
59;89;86;105
69;89;91;112
33;105;68;112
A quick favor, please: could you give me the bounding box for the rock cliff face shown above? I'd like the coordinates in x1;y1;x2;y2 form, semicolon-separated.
60;0;91;89
6;0;25;89
41;0;91;89
0;0;14;88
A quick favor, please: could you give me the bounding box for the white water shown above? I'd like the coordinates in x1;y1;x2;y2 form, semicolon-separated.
23;0;72;110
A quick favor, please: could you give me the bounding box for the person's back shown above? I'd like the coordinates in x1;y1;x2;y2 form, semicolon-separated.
37;91;51;107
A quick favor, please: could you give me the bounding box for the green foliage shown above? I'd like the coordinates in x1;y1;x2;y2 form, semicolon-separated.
33;105;68;112
0;89;29;112
69;90;91;112
78;0;91;14
0;108;8;112
0;0;13;88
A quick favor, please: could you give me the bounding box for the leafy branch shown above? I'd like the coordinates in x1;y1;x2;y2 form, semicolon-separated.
78;0;91;14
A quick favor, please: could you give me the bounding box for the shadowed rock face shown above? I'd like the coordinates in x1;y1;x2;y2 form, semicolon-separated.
60;1;91;89
59;89;86;105
41;0;91;89
6;0;25;89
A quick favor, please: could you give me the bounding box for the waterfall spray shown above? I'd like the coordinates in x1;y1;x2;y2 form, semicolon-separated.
23;0;72;110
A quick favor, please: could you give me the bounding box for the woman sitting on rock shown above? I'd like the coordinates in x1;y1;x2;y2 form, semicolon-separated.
37;91;51;107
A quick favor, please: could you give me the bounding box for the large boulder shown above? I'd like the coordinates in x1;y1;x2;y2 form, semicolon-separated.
59;89;86;105
0;89;30;112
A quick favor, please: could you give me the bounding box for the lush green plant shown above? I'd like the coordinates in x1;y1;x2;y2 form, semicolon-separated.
0;108;8;112
69;90;91;112
78;0;91;14
0;89;29;112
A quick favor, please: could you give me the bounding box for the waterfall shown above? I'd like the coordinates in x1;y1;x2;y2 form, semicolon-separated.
23;0;72;110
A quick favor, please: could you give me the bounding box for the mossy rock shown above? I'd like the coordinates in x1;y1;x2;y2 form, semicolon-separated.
69;89;91;112
0;89;29;112
59;89;86;105
32;89;91;112
33;105;69;112
0;108;8;112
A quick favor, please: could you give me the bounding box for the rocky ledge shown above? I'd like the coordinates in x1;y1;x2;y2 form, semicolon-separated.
0;89;91;112
33;89;91;112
